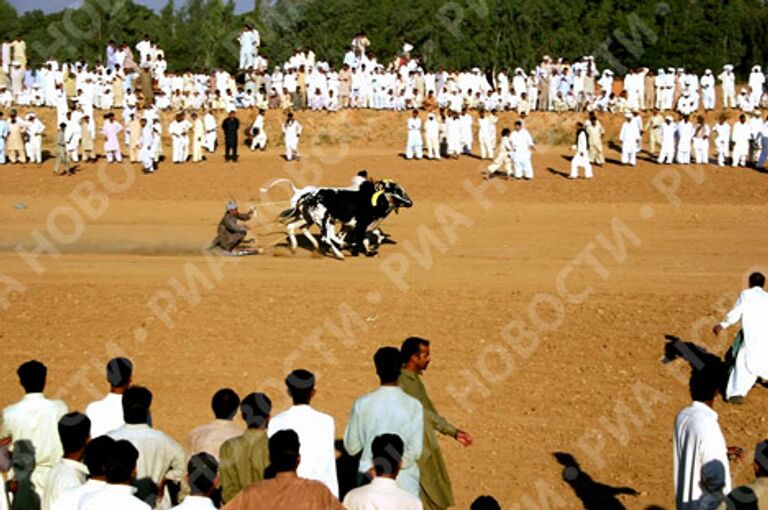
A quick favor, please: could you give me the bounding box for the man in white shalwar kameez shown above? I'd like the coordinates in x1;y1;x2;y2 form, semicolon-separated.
676;115;694;164
405;110;423;160
674;366;734;510
424;113;440;160
510;121;535;179
203;110;217;152
487;127;512;178
712;117;731;167
715;272;768;403
718;65;736;109
658;116;676;164
282;112;302;161
477;110;496;159
731;114;750;167
620;113;640;166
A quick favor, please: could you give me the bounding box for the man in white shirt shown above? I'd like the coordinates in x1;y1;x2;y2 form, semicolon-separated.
186;388;241;461
344;347;424;497
268;369;338;497
42;412;90;510
674;366;737;510
569;122;593;179
108;386;185;509
405;110;423;160
52;435;114;510
249;109;267;151
343;434;422;510
79;440;151;510
86;357;133;438
171;453;218;510
714;272;768;403
1;360;68;496
510;120;535;179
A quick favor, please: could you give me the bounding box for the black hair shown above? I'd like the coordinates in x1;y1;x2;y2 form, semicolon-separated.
400;337;429;365
268;430;300;473
749;272;765;288
105;440;139;484
83;436;115;477
689;365;720;403
106;357;133;388
285;370;315;405
471;496;501;510
187;452;219;495
122;386;152;424
240;392;272;428
211;388;240;420
374;347;402;384
371;434;404;476
58;412;91;455
17;360;46;393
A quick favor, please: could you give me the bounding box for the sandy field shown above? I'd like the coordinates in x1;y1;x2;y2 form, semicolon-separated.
1;109;767;509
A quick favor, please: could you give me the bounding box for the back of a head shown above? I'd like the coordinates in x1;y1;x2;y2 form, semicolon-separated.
285;369;315;405
58;412;91;455
106;440;139;484
400;337;429;365
689;366;720;403
755;440;768;477
83;436;115;477
17;360;46;393
106;357;133;388
374;347;402;384
371;434;404;476
122;386;153;424
240;392;272;429
749;272;766;289
211;388;240;420
187;452;219;495
269;429;300;473
471;495;501;510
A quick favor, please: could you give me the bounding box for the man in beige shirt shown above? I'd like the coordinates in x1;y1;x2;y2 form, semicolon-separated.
222;430;343;510
218;392;271;503
186;388;241;460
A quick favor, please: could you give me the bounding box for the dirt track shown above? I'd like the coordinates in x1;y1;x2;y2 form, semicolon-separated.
1;109;767;509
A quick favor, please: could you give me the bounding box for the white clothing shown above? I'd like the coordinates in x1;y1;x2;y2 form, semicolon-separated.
282;119;302;160
42;458;88;510
170;495;217;510
721;287;768;399
673;402;730;510
620;120;641;165
570;130;593;179
406;117;423;159
1;393;68;494
108;424;185;510
86;393;123;438
510;128;534;179
658;123;676;164
676;121;694;164
79;484;151;510
731;121;750;166
344;386;424;497
343;477;423;510
51;479;105;510
267;404;339;497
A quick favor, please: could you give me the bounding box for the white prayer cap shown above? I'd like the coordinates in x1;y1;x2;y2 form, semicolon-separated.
705;69;712;74
740;88;748;93
724;64;733;71
668;67;675;72
753;110;761;116
403;43;413;53
542;55;551;61
624;113;633;119
665;116;673;121
753;65;762;72
11;60;19;66
658;68;664;74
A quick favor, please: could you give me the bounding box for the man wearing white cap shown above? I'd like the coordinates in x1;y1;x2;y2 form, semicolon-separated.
731;114;750;167
719;65;736;109
700;70;716;111
737;89;754;113
168;112;189;163
619;113;640;166
424;113;440;160
712;115;731;167
692;116;710;165
477;109;496;160
25;113;44;164
749;66;765;107
658;116;676;164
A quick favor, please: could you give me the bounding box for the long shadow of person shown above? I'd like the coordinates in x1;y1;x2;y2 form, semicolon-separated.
662;334;731;400
553;452;638;510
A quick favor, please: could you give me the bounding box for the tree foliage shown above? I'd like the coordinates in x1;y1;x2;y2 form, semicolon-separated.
1;0;767;77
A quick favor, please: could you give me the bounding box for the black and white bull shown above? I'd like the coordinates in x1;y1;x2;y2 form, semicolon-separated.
281;180;412;259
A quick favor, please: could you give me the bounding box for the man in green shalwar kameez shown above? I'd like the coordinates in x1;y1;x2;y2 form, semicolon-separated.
398;337;474;510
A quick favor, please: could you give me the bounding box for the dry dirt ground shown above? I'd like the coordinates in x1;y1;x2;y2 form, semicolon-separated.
1;109;767;509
